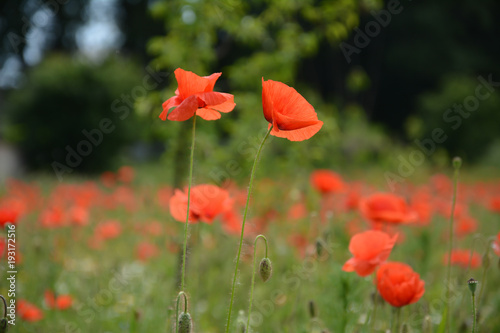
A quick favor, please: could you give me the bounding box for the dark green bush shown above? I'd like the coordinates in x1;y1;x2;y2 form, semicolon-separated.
4;54;147;175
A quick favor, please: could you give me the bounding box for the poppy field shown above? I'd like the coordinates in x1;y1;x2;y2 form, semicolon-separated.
1;68;500;333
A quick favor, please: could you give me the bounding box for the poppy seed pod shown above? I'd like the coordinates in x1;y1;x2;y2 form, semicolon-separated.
468;278;478;295
259;258;272;282
178;312;192;333
452;156;462;169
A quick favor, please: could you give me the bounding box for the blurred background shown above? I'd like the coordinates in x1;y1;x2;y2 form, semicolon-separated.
1;0;499;185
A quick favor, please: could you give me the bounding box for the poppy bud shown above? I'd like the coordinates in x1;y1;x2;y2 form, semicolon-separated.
178;312;192;333
452;156;462;169
315;238;323;257
0;318;7;333
308;300;317;318
259;258;272;282
467;278;478;295
482;253;490;269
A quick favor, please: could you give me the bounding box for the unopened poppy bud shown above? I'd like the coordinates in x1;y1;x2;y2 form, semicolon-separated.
467;278;478;295
0;318;7;333
315;239;323;257
259;258;272;282
178;312;192;333
308;300;317;318
452;156;462;169
482;253;490;269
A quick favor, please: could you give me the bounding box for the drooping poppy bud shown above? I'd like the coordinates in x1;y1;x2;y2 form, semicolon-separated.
178;312;192;333
259;258;272;282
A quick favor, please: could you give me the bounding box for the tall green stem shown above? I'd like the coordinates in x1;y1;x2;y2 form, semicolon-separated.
392;307;401;333
181;115;197;292
445;157;461;332
370;289;379;332
471;293;476;333
225;126;272;332
247;235;268;332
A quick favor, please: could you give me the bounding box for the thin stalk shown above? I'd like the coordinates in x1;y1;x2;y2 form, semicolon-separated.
247;235;268;332
181;115;197;292
392;307;401;333
225;126;272;332
370;290;379;332
471;293;476;333
477;239;494;306
445;158;461;332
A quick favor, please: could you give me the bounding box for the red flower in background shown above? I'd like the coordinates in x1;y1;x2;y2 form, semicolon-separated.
359;193;417;228
117;166;135;183
169;184;232;223
310;170;344;195
262;79;323;141
444;249;481;269
454;215;478;237
342;230;398;277
136;242;160;262
160;68;235;121
94;220;122;240
18;300;43;322
376;262;425;307
44;290;73;310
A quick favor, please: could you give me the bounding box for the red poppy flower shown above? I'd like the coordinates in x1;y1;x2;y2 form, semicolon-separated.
376;262;425;307
18;300;43;322
454;215;477;237
45;290;73;310
169;184;232;223
310;170;344;194
136;242;160;262
94;220;122;240
443;249;481;269
342;230;398;277
359;193;417;228
117;165;135;183
262;79;323;141
160;68;235;121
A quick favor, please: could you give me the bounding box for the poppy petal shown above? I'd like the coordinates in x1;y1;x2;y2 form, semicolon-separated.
197;91;231;107
174;68;211;100
270;121;323;141
167;95;199;121
203;72;222;92
196;108;221;120
210;93;236;113
159;95;182;120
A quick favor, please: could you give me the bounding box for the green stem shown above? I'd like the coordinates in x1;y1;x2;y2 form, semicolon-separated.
370;290;379;332
181;115;197;292
471;293;476;333
445;159;461;332
225;126;272;332
392;307;401;333
247;235;268;332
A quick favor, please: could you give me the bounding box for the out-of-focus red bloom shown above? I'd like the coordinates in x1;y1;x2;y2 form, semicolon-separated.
39;207;65;228
136;242;160;262
100;171;116;188
376;262;425;307
145;221;163;236
489;197;500;213
18;300;43;322
410;188;433;225
493;232;500;257
359;193;417;228
310;170;344;194
0;197;25;227
262;79;323;141
117;166;135;183
454;215;477;237
444;249;481;269
160;68;235;121
342;230;398;277
157;186;173;209
169;184;232;224
45;290;73;310
67;205;89;226
0;237;5;259
287;202;308;220
94;220;122;240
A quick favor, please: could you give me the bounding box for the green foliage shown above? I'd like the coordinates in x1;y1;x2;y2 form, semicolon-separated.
415;74;500;162
4;55;146;173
